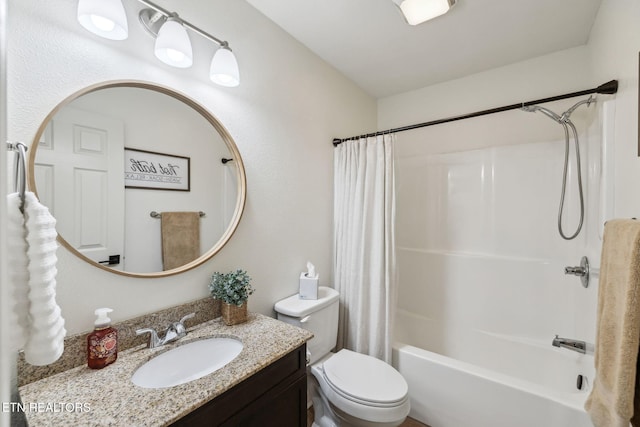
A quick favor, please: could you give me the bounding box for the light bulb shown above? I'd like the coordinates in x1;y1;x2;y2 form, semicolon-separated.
166;49;186;63
90;15;116;32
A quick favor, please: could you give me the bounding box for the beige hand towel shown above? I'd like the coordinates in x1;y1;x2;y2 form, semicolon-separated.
585;219;640;427
160;211;201;271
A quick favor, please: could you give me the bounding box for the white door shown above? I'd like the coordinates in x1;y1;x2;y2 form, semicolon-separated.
34;106;126;270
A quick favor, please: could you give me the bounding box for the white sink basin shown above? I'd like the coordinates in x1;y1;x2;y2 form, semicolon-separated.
131;337;243;388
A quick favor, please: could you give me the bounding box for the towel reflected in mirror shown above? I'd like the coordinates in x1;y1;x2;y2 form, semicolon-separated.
160;211;201;271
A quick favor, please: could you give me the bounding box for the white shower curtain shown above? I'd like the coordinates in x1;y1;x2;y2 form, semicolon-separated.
333;134;396;363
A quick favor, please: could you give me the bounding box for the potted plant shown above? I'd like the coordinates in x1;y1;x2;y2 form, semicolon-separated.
209;269;255;325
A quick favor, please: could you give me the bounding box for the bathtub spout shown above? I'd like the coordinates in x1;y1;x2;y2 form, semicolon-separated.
552;335;586;354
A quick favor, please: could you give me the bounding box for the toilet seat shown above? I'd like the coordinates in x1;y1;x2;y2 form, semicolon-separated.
312;350;410;424
321;349;408;407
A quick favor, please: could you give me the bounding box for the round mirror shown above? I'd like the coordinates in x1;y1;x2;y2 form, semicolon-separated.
27;81;246;277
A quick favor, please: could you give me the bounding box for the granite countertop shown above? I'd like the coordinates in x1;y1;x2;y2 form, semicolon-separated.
19;313;313;427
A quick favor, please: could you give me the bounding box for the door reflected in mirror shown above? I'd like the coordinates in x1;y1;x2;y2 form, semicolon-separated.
28;82;246;277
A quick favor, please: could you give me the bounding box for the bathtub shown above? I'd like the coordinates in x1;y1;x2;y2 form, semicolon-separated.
392;310;594;427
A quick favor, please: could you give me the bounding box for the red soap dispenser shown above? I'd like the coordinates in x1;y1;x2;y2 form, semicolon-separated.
87;308;118;369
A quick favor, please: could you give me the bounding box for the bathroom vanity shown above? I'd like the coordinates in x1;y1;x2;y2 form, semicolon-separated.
18;314;312;426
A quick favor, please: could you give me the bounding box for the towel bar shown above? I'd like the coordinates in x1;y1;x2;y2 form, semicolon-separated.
150;211;206;218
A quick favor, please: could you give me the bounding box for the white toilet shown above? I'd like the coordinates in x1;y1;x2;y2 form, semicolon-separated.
275;286;410;427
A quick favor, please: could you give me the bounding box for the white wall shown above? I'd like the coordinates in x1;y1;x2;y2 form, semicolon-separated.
7;0;376;335
378;46;593;137
588;0;640;218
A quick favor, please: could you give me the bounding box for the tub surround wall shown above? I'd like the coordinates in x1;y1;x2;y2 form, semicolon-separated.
381;50;603;347
7;0;376;334
18;297;220;387
394;104;605;346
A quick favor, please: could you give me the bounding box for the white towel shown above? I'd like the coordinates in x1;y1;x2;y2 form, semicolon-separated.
6;193;30;350
19;192;66;365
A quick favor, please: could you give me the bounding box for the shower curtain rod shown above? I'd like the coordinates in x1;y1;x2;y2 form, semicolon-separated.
332;79;618;147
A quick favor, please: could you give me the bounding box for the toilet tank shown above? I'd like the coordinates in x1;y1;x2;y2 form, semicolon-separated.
274;286;339;365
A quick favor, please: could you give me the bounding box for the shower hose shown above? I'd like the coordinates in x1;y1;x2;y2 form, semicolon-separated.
557;120;584;240
522;96;593;240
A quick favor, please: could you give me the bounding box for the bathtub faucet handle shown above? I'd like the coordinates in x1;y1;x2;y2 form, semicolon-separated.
564;256;589;288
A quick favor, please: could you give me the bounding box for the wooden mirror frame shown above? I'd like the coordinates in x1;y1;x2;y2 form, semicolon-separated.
27;80;247;278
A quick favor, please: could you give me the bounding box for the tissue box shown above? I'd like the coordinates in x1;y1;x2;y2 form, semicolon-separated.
299;273;319;300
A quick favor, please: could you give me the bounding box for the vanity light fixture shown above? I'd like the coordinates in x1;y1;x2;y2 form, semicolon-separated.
392;0;456;25
76;0;240;87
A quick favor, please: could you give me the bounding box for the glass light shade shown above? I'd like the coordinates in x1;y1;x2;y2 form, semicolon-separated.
210;47;240;87
395;0;454;25
77;0;128;40
154;18;193;68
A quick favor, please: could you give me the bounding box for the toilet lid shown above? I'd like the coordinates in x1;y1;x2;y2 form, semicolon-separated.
322;349;408;405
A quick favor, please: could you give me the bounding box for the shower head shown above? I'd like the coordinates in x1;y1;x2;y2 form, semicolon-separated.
521;104;562;123
561;95;595;122
522;95;594;124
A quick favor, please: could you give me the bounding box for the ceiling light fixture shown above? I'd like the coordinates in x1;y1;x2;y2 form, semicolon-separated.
392;0;456;26
76;0;240;87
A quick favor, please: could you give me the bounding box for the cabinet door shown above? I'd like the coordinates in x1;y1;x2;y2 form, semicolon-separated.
221;372;307;427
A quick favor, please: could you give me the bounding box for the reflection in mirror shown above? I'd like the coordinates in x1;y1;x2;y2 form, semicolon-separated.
28;82;246;277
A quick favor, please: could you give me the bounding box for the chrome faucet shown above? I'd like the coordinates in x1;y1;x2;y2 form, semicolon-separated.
136;313;195;349
552;335;586;354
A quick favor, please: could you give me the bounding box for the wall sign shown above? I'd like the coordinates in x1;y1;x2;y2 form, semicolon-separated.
124;148;190;191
